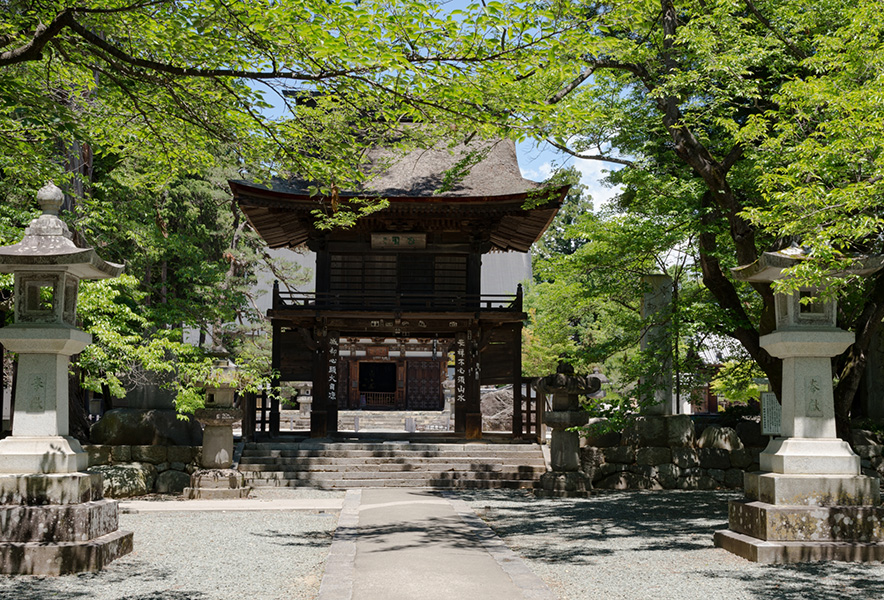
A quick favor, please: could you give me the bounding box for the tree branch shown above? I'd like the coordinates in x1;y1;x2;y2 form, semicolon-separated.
743;0;807;60
0;10;74;66
548;65;594;104
546;138;636;167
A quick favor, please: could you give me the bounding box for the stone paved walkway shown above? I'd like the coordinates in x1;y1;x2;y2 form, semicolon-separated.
318;488;555;600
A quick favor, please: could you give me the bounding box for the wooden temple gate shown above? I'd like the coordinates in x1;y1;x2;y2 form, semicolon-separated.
231;138;566;440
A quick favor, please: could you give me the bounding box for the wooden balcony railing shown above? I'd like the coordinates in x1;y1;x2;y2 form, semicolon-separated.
271;283;523;313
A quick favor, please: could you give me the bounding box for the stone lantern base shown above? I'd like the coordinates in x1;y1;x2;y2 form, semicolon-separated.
183;407;250;499
0;473;133;575
714;471;884;563
184;469;250;500
534;471;591;498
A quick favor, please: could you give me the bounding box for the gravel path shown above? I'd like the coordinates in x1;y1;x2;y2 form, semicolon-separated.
2;488;884;599
462;489;884;600
0;491;342;600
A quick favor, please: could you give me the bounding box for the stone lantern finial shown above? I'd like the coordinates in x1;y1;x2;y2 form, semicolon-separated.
36;183;64;215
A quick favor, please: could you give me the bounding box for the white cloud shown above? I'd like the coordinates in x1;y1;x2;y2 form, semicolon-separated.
518;140;623;209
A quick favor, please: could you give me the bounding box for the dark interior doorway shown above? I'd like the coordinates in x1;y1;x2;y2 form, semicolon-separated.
358;362;396;393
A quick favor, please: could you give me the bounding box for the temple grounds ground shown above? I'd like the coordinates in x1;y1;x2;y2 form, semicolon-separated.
0;488;882;600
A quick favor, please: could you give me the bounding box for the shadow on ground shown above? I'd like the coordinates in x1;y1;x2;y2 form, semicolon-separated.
0;564;207;600
458;489;884;600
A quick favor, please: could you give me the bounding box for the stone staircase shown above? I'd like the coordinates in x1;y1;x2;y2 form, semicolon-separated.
277;410;453;432
238;439;546;489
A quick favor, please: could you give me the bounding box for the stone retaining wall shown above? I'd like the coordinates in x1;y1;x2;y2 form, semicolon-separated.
581;415;770;490
83;444;202;498
581;416;884;491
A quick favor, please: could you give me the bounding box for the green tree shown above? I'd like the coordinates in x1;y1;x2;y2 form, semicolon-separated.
436;0;884;435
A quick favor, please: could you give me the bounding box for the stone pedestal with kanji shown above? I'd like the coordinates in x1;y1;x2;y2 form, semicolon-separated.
715;248;884;563
0;184;131;574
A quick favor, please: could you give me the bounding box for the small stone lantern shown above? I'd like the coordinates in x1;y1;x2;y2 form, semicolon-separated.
184;352;249;499
532;363;603;497
715;247;884;562
0;183;131;574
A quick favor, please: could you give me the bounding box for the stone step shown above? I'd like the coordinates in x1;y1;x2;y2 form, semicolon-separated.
238;440;545;490
239;449;544;460
242;443;540;454
237;457;545;468
243;477;536;490
238;462;545;474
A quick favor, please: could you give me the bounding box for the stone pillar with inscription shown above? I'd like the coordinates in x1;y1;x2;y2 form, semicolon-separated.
640;274;673;415
715;248;884;563
0;184;132;574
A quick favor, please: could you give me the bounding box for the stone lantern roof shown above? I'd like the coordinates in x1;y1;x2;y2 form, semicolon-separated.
732;246;884;283
0;183;123;279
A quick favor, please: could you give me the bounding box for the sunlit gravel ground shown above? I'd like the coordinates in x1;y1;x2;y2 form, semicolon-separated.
462;489;884;600
0;489;343;600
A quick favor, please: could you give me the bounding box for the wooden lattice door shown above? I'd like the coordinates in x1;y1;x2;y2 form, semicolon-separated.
406;360;444;410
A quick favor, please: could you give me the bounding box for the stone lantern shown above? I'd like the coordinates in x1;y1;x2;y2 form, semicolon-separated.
184;352;249;499
532;363;603;496
0;183;131;574
715;247;884;562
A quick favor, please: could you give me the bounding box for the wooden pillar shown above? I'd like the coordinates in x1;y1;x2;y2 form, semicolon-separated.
465;328;482;439
327;331;340;434
453;332;467;433
310;328;341;437
511;324;523;438
311;327;329;437
270;321;281;437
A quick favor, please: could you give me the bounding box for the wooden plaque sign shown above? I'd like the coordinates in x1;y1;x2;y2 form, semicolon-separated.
371;233;426;249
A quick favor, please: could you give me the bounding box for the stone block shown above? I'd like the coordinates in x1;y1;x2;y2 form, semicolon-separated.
88;463;157;499
855;445;882;460
735;419;767;448
666;414;694;448
699;448;731;470
170;462;187;472
155;462;170;473
745;472;880;506
725;468;745;489
657;464;680;489
131;445;167;464
0;500;119;543
90;408;202;446
155;470;190;494
581;447;604;480
0;528;133;575
636;447;671;466
852;429;881;447
603;445;635;464
584;429;621;448
635;416;667;446
593;462;628;483
596;471;661;490
698;426;744;451
697;475;719;490
714;528;884;564
111;445;131;463
166;446;194;464
84;445;111;467
729;448;754;469
709;468;726;483
671;448;699;469
729;500;884;542
629;464;658;479
0;473;102;506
